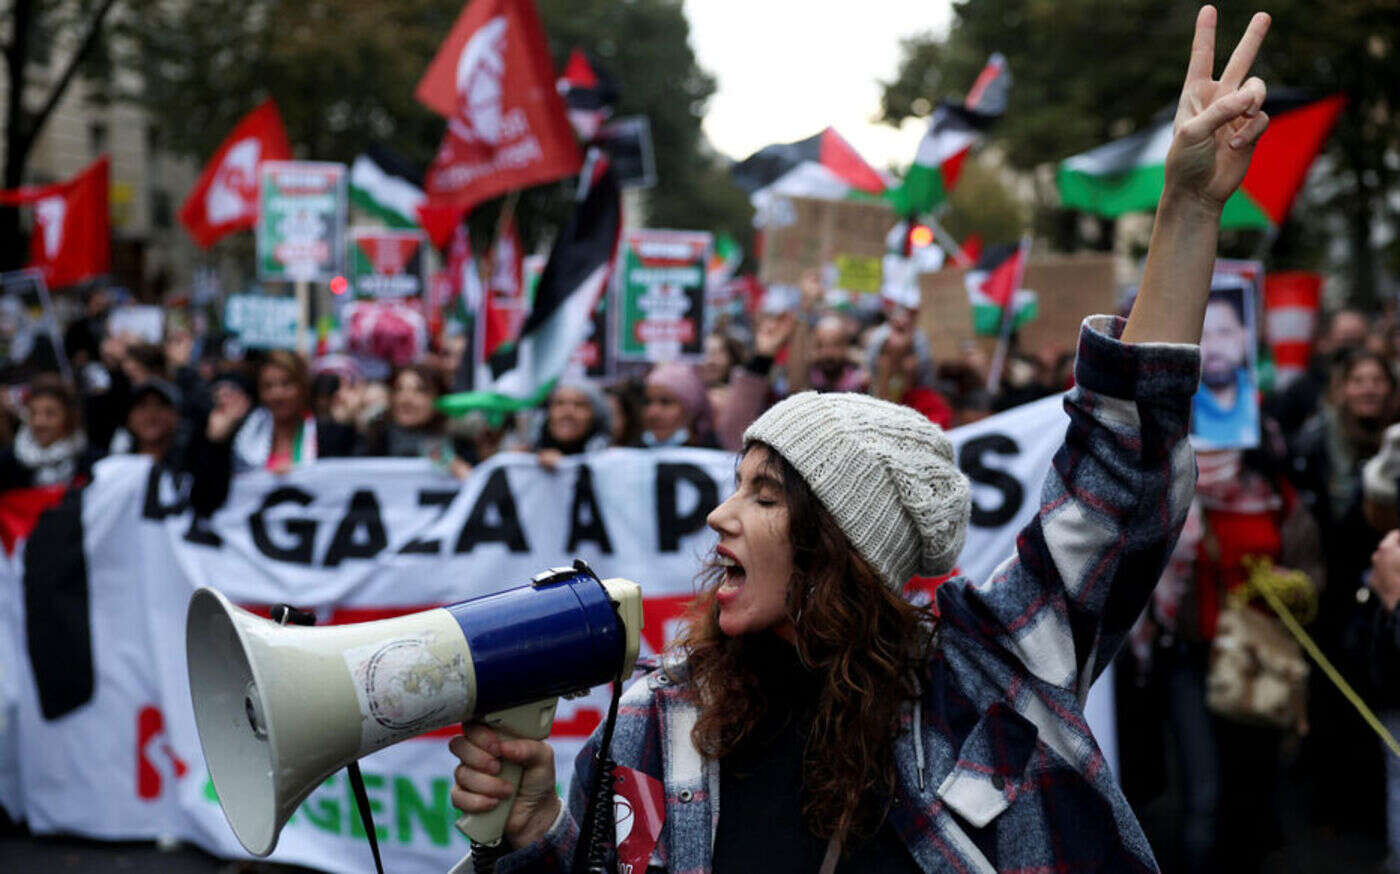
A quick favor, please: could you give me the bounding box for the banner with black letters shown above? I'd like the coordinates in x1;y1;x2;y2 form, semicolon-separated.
0;396;1119;873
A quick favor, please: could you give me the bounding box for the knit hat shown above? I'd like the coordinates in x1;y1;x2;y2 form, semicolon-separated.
645;363;713;435
744;391;970;590
1363;422;1400;506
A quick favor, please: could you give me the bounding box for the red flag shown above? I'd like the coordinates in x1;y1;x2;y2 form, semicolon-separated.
0;157;109;288
957;233;983;265
177;99;291;248
416;0;582;212
417;202;468;251
480;216;525;361
1239;93;1346;227
0;484;67;556
980;245;1024;309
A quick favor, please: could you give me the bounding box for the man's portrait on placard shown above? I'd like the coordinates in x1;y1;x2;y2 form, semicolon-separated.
1192;273;1260;450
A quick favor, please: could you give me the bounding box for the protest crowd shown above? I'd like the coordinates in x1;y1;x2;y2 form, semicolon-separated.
1;1;1398;873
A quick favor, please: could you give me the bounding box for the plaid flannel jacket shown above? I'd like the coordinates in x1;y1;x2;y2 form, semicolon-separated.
459;315;1201;874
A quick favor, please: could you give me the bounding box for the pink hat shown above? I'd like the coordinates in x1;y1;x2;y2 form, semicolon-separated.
645;363;712;435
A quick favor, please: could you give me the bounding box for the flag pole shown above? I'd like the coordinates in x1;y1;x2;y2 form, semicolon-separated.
295;280;310;358
925;210;974;268
985;234;1032;392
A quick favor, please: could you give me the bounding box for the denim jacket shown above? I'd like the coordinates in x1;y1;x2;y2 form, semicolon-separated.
455;315;1200;873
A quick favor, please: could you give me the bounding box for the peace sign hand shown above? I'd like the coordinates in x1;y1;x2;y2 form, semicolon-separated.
1167;6;1271;211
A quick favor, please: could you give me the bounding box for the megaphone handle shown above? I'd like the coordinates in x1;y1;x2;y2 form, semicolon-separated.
456;698;559;848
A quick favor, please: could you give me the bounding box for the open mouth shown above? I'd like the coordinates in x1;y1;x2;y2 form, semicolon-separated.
717;551;746;588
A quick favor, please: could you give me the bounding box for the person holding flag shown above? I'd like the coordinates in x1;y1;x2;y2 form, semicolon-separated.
449;8;1272;874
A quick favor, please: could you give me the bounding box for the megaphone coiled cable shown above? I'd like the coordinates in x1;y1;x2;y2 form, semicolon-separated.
574;671;625;874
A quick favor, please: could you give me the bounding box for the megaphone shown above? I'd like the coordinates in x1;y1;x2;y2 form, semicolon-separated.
187;563;642;857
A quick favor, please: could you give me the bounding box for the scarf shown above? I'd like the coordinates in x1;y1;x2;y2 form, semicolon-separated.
641;427;690;448
232;408;318;473
13;425;86;487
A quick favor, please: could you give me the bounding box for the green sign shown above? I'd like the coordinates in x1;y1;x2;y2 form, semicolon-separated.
224;293;300;349
617;229;712;363
257;161;347;282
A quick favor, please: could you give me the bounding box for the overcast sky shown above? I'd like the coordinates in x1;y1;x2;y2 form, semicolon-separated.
686;1;955;171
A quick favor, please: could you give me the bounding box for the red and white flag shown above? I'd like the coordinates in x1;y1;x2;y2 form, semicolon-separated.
612;765;666;872
415;0;581;212
479;215;525;362
0;157;110;288
1264;272;1321;389
177;99;291;248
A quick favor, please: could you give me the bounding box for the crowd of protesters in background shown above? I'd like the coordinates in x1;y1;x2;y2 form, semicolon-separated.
6;269;1400;873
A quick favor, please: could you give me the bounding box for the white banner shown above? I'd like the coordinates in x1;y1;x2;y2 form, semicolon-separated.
2;395;1120;873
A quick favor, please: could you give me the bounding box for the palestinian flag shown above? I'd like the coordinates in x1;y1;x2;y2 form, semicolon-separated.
478;215;526;368
4;485;94;721
349;147;426;229
730;127;887;197
886;53;1009;217
438;152;622;415
1057;91;1346;229
965;242;1036;336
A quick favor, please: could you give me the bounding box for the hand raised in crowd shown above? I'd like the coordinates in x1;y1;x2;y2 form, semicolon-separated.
206;381;252;442
98;333;128;369
1124;6;1270;347
165;330;194;370
1371;529;1400;612
1167;6;1270;210
753;311;795;358
449;724;560;849
799;268;824;313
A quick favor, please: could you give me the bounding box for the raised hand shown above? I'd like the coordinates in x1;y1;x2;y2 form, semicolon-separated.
1167;6;1271;209
206;382;252;442
1124;6;1272;347
754;311;795;358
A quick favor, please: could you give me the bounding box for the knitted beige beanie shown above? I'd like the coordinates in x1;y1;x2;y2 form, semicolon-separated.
744;391;971;590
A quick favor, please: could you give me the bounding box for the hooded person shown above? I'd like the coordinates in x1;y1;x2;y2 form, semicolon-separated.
638;362;718;449
445;9;1270;871
534;377;613;469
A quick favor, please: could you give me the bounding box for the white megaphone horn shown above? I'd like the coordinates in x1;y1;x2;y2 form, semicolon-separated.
187;562;643;857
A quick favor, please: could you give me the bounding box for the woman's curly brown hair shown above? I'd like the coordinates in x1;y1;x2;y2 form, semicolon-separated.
671;442;935;847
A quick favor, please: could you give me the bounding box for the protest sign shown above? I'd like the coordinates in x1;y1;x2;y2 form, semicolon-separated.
224;294;301;350
1264;271;1321;389
257;161;347;283
1191;259;1263;450
348;228;427;299
917;254;1116;362
834;254;882;295
0;269;68;382
596;115;657;189
757;196;893;287
616;230;712;363
106;305;166;343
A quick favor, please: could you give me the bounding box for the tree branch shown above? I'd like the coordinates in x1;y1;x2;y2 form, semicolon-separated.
15;0;122;159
